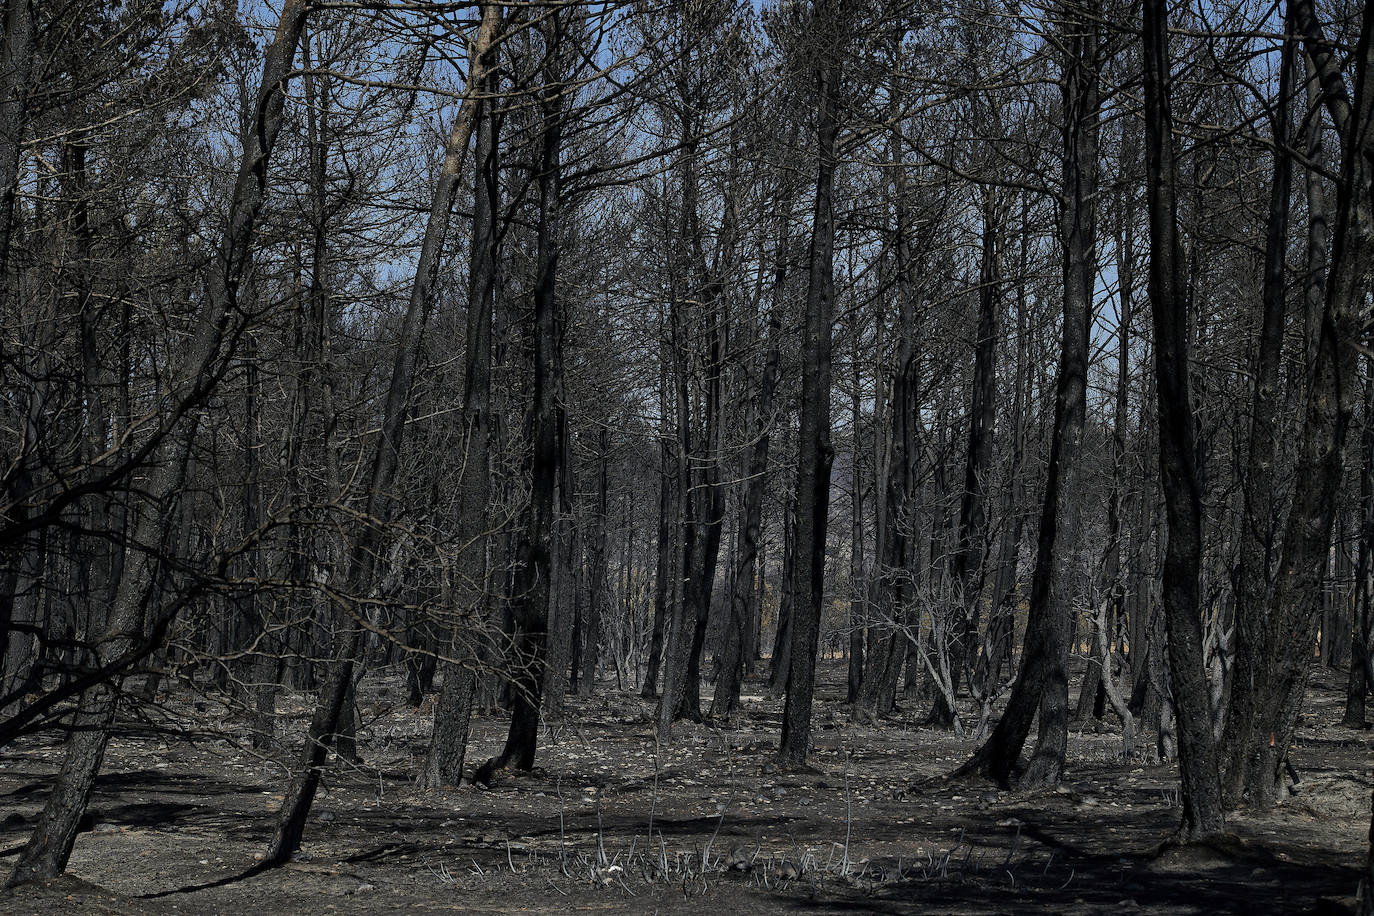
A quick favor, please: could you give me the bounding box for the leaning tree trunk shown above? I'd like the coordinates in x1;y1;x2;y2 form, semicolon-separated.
778;39;839;768
265;3;503;861
1141;0;1225;838
6;0;311;886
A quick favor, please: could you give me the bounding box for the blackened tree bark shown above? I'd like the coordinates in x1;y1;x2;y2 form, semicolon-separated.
542;322;577;719
481;8;565;778
423;31;502;787
1236;0;1374;808
0;0;31;289
1220;15;1294;805
655;260;695;739
767;496;796;697
642;370;674;698
6;0;311;886
779;23;839;767
955;0;1098;788
847;321;866;705
1301;52;1331;373
1141;0;1224;839
265;3;504;861
673;297;726;721
0;0;36;676
975;239;1029;706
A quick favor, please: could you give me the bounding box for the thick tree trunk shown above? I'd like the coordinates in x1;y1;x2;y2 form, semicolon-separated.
1141;0;1225;838
779;41;838;768
1301;53;1331;373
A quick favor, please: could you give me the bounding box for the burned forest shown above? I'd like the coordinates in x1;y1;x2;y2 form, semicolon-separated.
1;0;1372;912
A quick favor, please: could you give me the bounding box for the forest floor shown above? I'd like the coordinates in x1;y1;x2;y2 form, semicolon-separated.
0;658;1369;914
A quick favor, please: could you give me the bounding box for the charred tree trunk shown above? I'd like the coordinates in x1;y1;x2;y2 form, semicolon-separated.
956;0;1098;788
1345;358;1374;729
674;299;726;722
1141;0;1225;838
481;12;565;778
1077;182;1135;725
578;427;611;696
767;497;796;697
265;4;503;860
1220;14;1294;806
0;0;36;697
857;104;918;723
847;323;866;705
779;36;839;768
642;360;675;698
423;44;502;787
1230;0;1373;809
